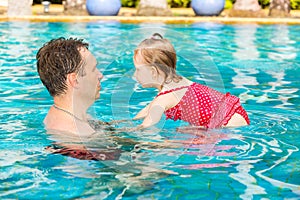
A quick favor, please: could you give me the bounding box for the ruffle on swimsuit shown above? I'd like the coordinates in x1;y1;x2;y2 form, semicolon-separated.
156;82;250;128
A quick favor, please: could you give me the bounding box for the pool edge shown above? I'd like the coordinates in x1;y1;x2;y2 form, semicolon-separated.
1;15;300;24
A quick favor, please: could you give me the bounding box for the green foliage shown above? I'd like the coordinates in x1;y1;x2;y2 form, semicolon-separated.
258;0;270;8
121;0;139;8
167;0;191;8
291;0;300;9
225;0;233;9
257;0;300;10
121;0;191;8
120;0;300;10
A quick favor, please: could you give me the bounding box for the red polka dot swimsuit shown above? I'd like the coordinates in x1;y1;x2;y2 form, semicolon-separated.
157;82;250;128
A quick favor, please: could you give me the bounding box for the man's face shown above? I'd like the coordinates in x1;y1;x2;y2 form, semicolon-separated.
77;48;103;104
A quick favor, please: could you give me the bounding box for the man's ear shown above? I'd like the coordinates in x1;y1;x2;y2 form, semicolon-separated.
67;72;78;88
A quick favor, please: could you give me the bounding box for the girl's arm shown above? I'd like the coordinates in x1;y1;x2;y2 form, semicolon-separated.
133;103;152;120
134;93;178;130
139;102;166;129
138;95;174;129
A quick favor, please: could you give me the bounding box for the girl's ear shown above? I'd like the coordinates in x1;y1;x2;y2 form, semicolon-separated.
151;66;158;78
67;72;79;88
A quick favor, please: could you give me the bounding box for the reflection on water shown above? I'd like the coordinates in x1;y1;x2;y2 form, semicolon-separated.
228;133;299;199
263;25;299;109
0;22;300;199
233;25;260;60
231;25;260;103
268;25;297;61
258;70;299;109
231;68;259;103
230;25;299;110
44;126;182;197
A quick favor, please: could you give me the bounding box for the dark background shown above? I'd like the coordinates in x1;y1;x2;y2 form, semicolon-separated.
33;0;63;4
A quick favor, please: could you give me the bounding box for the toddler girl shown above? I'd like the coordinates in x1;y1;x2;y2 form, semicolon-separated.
133;33;250;129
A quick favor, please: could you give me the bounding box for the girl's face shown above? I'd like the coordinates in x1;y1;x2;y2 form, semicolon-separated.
133;54;159;88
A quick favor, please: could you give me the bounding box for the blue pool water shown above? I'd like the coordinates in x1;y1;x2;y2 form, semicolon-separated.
0;21;299;199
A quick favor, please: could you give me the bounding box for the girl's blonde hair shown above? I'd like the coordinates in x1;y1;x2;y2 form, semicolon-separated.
134;33;182;83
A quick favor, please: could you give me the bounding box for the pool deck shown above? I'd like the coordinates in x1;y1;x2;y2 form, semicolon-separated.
0;4;300;24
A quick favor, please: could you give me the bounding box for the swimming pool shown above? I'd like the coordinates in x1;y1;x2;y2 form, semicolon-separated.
0;21;299;199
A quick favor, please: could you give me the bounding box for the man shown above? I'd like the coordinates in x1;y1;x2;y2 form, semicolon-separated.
36;38;179;164
36;37;103;135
